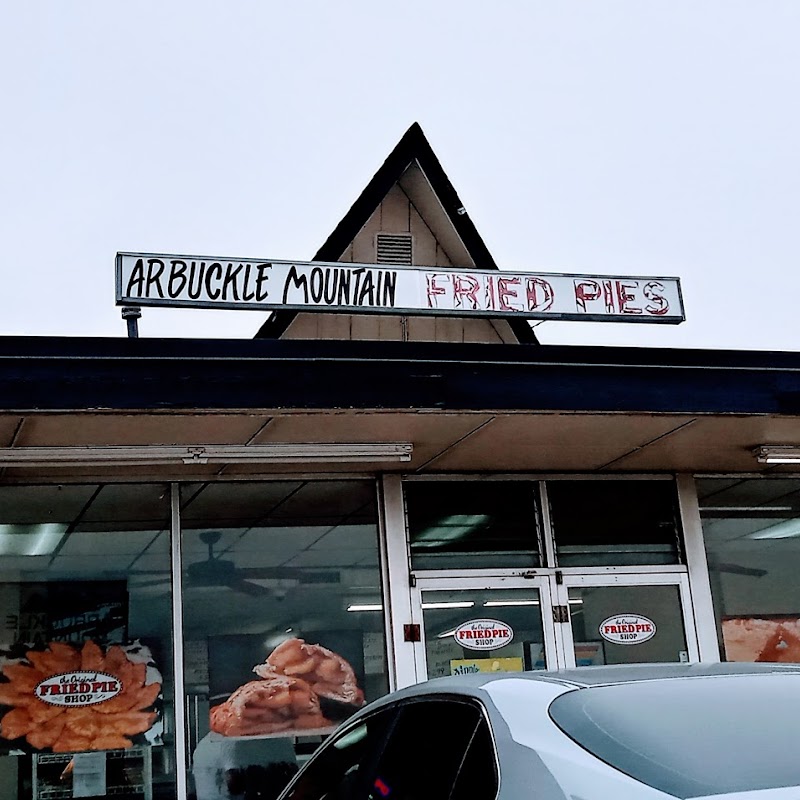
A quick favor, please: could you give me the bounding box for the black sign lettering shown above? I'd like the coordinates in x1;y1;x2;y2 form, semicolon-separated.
222;263;243;301
337;270;352;305
283;265;308;303
357;270;375;306
241;264;255;301
125;258;145;297
351;268;365;303
187;262;205;300
323;269;337;304
168;260;188;298
255;264;270;301
382;270;397;307
205;263;223;300
145;259;166;298
309;267;324;303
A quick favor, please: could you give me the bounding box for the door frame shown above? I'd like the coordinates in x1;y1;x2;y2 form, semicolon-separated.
409;574;562;678
407;569;700;678
553;570;700;667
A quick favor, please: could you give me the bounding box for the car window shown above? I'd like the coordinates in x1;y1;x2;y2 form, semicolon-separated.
450;716;498;800
549;674;800;798
284;706;396;800
371;698;495;800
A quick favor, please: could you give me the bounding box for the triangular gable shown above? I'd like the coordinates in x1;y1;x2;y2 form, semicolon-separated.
254;123;538;344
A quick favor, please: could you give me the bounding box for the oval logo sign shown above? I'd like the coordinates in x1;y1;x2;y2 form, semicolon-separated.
35;671;122;707
454;619;514;651
599;614;657;645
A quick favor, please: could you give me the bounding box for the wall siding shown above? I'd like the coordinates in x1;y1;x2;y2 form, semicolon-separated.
282;183;516;343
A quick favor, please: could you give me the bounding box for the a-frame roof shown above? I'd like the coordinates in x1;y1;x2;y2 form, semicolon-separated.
254;123;538;343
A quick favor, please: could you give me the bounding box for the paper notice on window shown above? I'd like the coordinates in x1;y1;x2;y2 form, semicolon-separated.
184;639;210;684
450;657;524;675
363;632;384;675
72;752;106;798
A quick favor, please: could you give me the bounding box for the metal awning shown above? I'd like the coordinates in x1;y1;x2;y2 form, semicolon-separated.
1;336;799;479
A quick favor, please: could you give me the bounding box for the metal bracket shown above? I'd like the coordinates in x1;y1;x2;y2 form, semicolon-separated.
403;624;421;642
553;605;570;624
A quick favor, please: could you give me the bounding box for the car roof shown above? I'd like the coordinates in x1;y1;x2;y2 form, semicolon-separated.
374;662;800;705
510;661;800;687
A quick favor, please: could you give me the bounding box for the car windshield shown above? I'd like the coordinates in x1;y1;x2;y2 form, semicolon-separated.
549;674;800;798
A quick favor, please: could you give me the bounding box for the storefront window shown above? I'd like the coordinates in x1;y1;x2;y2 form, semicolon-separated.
0;483;176;800
404;481;541;569
698;478;800;662
547;480;682;567
179;480;388;800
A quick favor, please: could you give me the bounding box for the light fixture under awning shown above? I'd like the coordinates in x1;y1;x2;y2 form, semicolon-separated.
755;446;800;465
0;524;69;556
0;443;413;468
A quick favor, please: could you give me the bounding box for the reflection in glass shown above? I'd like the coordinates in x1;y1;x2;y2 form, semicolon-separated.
698;478;800;662
0;483;176;800
405;482;541;569
179;481;388;800
548;480;682;567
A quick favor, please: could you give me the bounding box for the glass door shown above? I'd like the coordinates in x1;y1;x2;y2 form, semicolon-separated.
555;573;699;668
401;477;702;678
410;576;560;680
409;573;700;678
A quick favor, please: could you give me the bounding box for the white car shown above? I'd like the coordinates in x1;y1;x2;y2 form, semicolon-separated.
277;662;800;800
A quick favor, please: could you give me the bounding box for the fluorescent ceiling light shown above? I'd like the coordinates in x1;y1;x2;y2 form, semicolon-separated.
421;601;475;610
482;599;583;607
412;515;491;548
755;446;800;465
346;604;383;612
0;524;69;556
0;443;412;467
748;519;800;540
484;600;540;607
702;506;794;513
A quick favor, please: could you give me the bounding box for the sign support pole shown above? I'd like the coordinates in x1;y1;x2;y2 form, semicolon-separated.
122;306;141;338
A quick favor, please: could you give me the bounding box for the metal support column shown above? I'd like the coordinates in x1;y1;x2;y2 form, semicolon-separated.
677;473;721;662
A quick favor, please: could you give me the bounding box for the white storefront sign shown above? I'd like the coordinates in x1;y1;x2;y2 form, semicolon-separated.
599;614;657;645
116;253;685;324
36;671;122;707
454;619;514;651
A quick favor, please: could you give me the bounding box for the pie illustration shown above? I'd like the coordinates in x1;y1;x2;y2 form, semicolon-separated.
722;618;800;663
210;638;364;737
210;674;328;737
256;638;364;706
0;641;160;752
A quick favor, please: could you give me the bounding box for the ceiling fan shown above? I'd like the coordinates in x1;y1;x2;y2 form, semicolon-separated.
130;530;340;596
706;554;767;578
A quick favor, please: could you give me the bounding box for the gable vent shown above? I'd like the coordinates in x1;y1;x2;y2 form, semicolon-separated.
376;233;413;265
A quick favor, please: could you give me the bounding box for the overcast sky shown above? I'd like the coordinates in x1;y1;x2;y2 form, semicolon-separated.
2;2;798;351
